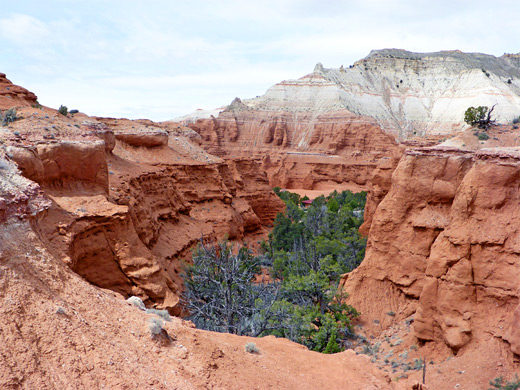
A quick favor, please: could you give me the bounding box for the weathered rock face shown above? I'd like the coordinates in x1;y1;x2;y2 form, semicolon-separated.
4;110;284;314
320;50;520;138
0;220;396;390
183;93;400;191
341;146;520;359
184;50;520;142
0;82;397;390
0;156;50;224
0;73;38;109
358;146;405;236
7;141;109;191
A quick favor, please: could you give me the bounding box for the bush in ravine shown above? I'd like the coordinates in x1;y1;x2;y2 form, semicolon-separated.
182;240;280;337
59;105;68;116
182;189;365;354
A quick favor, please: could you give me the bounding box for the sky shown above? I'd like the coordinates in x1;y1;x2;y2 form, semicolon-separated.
1;0;519;121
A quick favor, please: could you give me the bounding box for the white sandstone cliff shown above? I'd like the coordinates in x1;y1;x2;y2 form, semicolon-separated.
183;49;520;140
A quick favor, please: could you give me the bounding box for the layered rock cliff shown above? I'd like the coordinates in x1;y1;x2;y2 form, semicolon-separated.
340;146;520;386
0;73;38;109
320;50;520;138
182;50;520;142
2;103;284;315
179;75;401;191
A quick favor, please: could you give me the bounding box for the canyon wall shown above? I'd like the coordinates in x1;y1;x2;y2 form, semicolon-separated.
180;78;401;191
341;146;520;362
0;75;400;390
3;108;284;314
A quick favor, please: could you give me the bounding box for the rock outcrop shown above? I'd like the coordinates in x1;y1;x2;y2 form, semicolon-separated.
180;77;400;191
341;146;520;366
0;73;38;109
183;50;520;142
2;104;284;314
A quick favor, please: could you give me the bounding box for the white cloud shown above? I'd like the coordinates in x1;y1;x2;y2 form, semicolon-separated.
0;13;50;45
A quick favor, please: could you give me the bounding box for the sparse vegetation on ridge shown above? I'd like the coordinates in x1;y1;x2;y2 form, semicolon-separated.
464;104;496;130
489;374;520;390
245;342;259;353
1;108;17;126
148;317;164;337
478;132;490;140
146;308;171;321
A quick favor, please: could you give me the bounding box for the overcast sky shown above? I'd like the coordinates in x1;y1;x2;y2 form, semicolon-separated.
1;0;519;121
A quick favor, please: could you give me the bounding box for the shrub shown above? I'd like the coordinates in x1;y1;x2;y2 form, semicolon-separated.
245;342;259;354
489;374;520;390
465;105;496;129
182;240;279;336
59;105;68;116
55;306;66;315
146;308;171;322
148;318;164;337
478;132;490;140
513;116;520;124
127;296;146;311
1;108;17;126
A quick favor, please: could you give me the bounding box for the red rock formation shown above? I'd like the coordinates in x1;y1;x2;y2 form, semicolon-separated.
0;95;396;390
7;141;109;191
184;108;400;191
340;146;520;386
359;145;406;236
3;109;284;313
0;73;38;109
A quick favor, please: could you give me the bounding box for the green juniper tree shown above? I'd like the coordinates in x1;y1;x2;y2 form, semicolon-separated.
464;104;496;130
182;190;365;353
